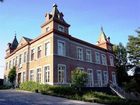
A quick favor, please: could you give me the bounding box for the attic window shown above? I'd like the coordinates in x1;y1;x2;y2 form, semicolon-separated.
46;27;49;32
58;25;64;32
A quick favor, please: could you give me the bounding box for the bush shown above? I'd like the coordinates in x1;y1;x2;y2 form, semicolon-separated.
19;81;47;92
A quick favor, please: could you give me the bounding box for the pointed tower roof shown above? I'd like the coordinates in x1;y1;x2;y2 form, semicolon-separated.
98;27;107;44
11;35;18;49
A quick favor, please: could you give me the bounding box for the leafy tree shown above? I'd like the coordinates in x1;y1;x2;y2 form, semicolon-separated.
127;28;140;65
8;66;16;87
113;43;128;86
71;68;88;92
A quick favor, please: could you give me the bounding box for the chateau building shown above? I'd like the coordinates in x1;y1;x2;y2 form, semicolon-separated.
4;4;116;87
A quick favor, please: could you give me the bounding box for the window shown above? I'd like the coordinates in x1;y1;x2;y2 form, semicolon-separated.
46;27;49;32
36;68;41;83
96;70;102;87
77;47;83;60
58;25;64;32
22;72;26;82
6;62;8;70
12;59;15;67
86;49;92;62
15;56;18;66
31;49;35;61
37;46;41;58
19;54;22;65
95;52;100;64
44;66;50;83
24;52;27;63
30;70;34;81
110;56;114;66
58;64;66;83
77;67;84;71
87;69;93;87
58;40;65;56
9;60;11;69
103;71;108;85
45;42;50;56
101;54;107;65
112;72;116;85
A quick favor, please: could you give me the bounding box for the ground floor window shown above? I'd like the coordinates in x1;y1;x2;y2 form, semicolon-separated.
37;68;41;83
103;71;108;86
22;72;26;82
44;66;50;83
96;70;102;87
87;69;94;87
30;70;34;81
58;64;66;83
112;72;116;85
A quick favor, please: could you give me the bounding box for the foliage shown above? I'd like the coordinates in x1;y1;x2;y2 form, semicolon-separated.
19;81;46;92
71;68;88;90
113;43;128;86
8;66;16;86
0;85;11;89
127;28;140;64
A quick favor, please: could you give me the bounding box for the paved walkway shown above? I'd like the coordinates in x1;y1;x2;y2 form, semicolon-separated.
0;89;103;105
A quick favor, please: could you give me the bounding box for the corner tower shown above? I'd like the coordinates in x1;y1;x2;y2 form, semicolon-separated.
97;27;113;51
41;4;70;34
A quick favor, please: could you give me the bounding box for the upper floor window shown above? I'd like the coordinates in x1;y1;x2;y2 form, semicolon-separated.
45;42;50;56
77;47;83;60
44;66;50;83
19;54;22;65
37;46;42;58
15;56;18;66
101;54;107;65
86;49;92;62
9;60;11;69
6;62;8;70
12;59;15;67
24;52;27;63
95;52;100;64
58;40;65;56
31;49;35;61
58;25;64;32
110;56;114;66
46;27;49;32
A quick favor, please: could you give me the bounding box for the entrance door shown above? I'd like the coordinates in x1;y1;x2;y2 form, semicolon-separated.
18;73;21;85
97;70;102;87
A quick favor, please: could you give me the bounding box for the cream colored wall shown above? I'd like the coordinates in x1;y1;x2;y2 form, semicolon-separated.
41;21;53;34
29;33;54;84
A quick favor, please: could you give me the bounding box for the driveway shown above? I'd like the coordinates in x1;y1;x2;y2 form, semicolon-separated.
0;89;103;105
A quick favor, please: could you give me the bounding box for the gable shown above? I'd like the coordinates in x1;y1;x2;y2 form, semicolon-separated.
17;37;28;48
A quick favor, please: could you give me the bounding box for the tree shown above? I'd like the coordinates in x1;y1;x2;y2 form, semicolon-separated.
113;43;128;86
8;66;16;87
127;27;140;65
71;68;88;92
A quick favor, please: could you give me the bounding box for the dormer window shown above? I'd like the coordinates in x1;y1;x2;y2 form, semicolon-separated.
58;25;64;32
46;27;49;32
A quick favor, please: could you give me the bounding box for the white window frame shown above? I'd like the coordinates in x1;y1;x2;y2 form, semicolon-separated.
110;56;114;66
30;70;34;81
86;49;92;62
37;45;42;59
112;72;116;85
87;69;94;87
45;41;51;56
24;51;27;63
57;40;66;56
77;47;83;61
101;54;107;65
31;48;35;61
36;68;41;83
95;52;101;64
103;71;108;86
58;25;64;32
58;64;66;84
96;70;102;87
22;71;26;82
44;65;50;83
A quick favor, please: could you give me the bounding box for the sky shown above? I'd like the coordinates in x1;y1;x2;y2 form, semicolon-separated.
0;0;140;79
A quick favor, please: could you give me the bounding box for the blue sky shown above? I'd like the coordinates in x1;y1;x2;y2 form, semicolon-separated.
0;0;140;78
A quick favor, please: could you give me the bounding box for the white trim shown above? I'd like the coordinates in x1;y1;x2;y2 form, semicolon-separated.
96;70;103;87
101;54;107;65
86;49;92;62
87;68;94;87
95;52;101;64
77;46;84;61
57;64;66;84
44;40;51;56
57;40;66;56
43;64;51;84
